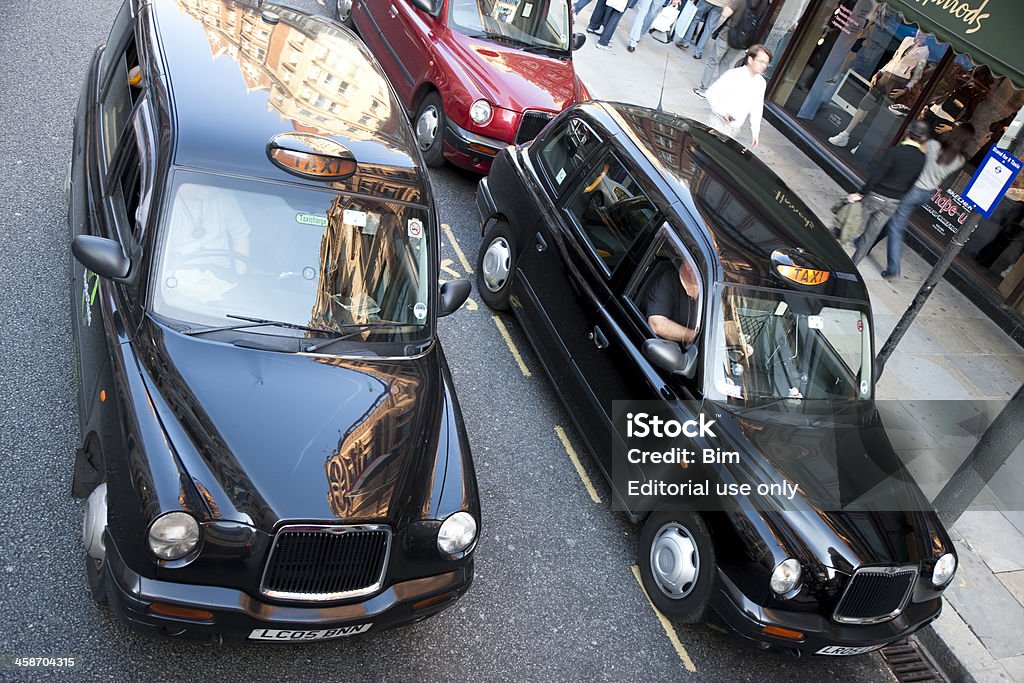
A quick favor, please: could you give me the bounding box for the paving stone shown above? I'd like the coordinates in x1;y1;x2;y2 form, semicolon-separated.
918;314;985;354
998;655;1024;683
945;539;1024;659
997;571;1024;607
956;511;1024;572
949;355;1024;399
929;598;1002;676
886;356;975;400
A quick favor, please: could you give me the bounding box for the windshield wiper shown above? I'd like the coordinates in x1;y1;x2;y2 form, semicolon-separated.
303;322;417;353
182;314;337;337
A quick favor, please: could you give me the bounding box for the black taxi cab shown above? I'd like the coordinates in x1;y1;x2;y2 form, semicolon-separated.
474;101;957;656
68;0;478;641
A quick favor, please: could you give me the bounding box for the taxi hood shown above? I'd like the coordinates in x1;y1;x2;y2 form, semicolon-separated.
140;324;447;531
717;406;942;571
444;32;578;113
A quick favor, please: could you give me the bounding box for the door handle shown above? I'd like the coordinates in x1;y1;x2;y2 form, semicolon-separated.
534;232;547;252
389;4;397;17
588;325;608;349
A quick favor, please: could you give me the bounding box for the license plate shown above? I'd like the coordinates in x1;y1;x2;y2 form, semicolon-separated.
815;644;882;656
248;623;372;641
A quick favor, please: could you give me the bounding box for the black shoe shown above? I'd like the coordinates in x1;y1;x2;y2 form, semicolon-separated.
586;27;600;35
693;53;702;60
880;270;898;279
627;44;635;53
693;88;706;99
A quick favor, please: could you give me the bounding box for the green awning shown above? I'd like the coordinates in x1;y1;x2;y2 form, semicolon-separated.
885;0;1024;88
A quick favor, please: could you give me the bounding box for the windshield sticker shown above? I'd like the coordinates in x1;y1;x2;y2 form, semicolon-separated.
718;377;742;398
343;209;368;228
860;380;870;396
522;3;533;18
414;302;428;320
555;168;567;184
338;293;381;317
296;212;328;227
774;301;788;316
857;319;864;333
788;387;804;399
807;315;823;330
408;218;423;240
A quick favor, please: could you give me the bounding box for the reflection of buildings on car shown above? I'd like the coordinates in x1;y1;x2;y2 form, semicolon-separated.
752;0;1024;341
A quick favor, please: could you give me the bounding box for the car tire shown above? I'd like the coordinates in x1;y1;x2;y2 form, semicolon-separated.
415;92;446;168
638;510;714;623
477;220;516;311
336;0;354;27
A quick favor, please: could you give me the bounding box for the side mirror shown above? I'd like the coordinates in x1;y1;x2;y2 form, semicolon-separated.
438;279;471;317
410;0;441;16
72;235;131;281
642;339;698;379
571;32;586;51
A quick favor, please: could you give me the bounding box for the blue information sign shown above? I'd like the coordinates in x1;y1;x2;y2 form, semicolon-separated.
961;145;1022;219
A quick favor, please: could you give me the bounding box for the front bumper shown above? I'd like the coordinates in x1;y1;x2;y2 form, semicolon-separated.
712;570;942;654
103;536;473;641
443;118;509;174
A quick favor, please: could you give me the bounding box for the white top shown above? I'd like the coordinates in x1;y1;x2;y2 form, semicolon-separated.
705;66;767;140
915;139;965;190
881;36;928;87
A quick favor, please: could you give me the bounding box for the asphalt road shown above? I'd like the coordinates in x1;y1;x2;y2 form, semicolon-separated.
0;0;895;680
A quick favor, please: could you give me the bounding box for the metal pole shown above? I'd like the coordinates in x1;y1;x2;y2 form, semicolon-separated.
932;384;1024;527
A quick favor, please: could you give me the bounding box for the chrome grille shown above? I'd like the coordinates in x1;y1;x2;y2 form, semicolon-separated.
515;110;554;145
833;566;917;624
260;525;390;601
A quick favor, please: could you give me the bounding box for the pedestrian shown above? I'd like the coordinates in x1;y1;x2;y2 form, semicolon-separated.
868;122;975;278
586;0;633;50
676;0;728;59
627;0;681;53
704;44;771;148
692;0;762;99
849;121;931;271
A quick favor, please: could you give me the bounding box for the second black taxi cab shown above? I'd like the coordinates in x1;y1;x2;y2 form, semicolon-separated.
474;101;957;656
68;0;478;641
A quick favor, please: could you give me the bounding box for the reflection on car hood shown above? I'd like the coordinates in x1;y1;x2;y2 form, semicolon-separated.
144;325;442;531
445;32;577;112
723;408;937;570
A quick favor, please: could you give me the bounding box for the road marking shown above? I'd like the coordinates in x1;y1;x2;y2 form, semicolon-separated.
553;425;601;504
464;297;478;311
440;258;462;279
630;565;698;673
492;315;531;377
442;223;474;274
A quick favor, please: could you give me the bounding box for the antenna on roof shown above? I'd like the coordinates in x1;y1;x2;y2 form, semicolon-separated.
655;38;671;112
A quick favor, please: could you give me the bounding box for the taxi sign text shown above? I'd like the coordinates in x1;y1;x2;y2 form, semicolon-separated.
776;264;830;285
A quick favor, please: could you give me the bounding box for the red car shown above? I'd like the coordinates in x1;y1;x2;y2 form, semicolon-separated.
339;0;590;173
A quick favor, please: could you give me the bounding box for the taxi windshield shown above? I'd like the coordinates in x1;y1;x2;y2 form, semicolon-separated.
709;285;873;403
150;171;432;345
449;0;570;52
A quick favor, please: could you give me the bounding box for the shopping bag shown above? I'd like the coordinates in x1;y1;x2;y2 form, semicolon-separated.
606;0;629;12
650;1;693;44
831;197;862;244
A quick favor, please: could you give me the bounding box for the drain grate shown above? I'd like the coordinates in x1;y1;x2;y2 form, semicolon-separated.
880;639;948;683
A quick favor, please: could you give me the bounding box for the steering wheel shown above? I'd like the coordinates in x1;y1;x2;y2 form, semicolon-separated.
177;249;250;274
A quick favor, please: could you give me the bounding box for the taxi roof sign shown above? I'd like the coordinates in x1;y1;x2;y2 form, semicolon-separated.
267;133;356;180
770;249;830;287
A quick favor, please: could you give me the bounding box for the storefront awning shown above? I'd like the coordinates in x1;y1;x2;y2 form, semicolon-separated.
885;0;1024;88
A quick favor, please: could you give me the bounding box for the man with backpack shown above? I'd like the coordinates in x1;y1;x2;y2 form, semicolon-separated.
692;0;765;99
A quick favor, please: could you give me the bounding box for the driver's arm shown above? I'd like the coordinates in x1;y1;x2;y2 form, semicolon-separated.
648;314;696;344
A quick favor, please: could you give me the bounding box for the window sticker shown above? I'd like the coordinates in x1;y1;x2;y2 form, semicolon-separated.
555;168;566;184
718;377;742;398
296;212;327;227
522;3;533;18
807;315;823;330
774;301;788;316
343;209;367;227
414;302;428;320
408;217;423;239
860;380;870;396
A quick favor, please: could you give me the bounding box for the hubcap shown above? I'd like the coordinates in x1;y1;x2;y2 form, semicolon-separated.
482;237;511;292
650;522;699;599
336;0;352;21
416;105;439;151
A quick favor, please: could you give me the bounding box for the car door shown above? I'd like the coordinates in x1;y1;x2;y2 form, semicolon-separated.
516;145;658;471
358;0;434;105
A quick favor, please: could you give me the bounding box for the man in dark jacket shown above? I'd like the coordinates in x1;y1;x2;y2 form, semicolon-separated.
849;120;930;272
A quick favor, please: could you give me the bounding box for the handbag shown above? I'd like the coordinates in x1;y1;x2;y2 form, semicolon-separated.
606;0;629;13
650;1;695;44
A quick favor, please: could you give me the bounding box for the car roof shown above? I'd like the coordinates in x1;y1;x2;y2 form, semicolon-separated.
588;102;867;301
148;0;423;193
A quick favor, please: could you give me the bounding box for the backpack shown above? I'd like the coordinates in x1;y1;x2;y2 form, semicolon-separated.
727;0;763;50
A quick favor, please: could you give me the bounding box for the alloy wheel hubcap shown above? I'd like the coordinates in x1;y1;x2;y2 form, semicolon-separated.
482;237;511;292
416;106;439;151
650;523;699;599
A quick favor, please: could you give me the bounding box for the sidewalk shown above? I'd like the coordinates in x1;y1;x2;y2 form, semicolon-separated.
569;5;1024;680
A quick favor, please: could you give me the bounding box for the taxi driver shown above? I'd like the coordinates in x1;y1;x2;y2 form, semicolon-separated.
646;258;699;344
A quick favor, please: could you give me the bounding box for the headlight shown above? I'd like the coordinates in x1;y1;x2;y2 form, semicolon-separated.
148;512;200;560
770;558;802;594
932;553;956;586
469;99;492;125
437;511;477;557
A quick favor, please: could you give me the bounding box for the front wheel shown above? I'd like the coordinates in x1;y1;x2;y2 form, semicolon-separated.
477;220;516;311
415;92;446;168
336;0;354;27
638;510;715;623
